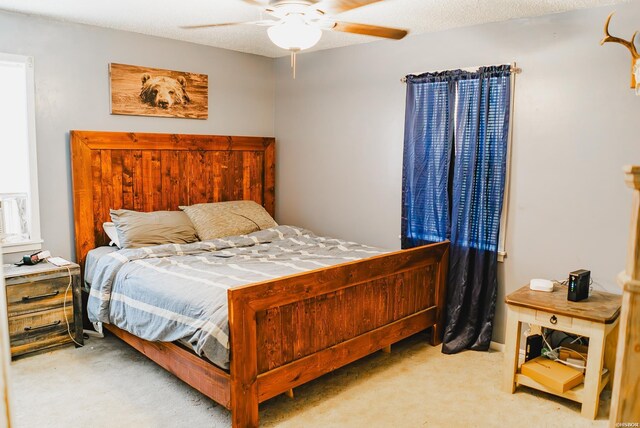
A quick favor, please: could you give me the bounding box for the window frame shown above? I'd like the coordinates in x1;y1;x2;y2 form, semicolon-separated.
0;53;42;255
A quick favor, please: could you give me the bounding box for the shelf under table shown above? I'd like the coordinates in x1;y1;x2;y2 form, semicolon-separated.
515;371;610;404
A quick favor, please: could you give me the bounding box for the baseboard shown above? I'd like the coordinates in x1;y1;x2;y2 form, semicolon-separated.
490;341;505;352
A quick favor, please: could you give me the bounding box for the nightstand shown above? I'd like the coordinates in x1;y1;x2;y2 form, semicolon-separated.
503;284;621;419
3;261;83;358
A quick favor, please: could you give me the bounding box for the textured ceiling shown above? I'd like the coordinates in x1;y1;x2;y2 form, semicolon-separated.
0;0;625;58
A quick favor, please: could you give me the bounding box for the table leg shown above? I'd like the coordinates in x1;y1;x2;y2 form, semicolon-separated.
603;321;619;391
582;323;606;419
503;305;522;393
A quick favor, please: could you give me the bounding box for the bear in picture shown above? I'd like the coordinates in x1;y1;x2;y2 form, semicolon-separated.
110;63;208;119
140;74;190;109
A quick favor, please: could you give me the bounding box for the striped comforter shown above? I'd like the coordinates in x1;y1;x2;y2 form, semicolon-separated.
87;225;385;369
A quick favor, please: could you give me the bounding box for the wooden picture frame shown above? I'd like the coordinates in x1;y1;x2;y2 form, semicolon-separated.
109;63;208;119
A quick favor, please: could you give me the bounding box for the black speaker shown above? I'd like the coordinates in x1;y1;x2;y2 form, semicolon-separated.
567;269;590;302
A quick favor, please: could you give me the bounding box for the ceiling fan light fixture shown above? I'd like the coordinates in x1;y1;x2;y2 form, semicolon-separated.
267;14;322;51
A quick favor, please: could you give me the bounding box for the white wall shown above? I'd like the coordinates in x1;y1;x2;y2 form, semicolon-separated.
275;3;640;343
0;10;275;263
2;3;638;344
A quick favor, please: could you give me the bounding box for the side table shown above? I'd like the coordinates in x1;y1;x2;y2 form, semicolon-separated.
3;261;83;358
503;284;621;419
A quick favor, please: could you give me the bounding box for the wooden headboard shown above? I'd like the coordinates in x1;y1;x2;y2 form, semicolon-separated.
70;130;275;268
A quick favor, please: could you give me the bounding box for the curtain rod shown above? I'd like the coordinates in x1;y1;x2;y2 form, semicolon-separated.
400;63;522;83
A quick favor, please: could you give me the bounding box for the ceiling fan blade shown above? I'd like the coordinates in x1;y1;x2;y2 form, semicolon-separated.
181;20;275;30
331;21;408;39
241;0;271;6
315;0;385;15
242;0;324;8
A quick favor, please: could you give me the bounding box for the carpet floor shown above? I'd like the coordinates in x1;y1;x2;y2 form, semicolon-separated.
10;332;609;427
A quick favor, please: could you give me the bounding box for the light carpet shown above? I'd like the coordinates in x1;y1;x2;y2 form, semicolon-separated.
10;332;609;427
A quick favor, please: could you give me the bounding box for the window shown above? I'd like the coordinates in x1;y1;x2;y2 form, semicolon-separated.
0;53;41;253
452;71;515;262
401;65;516;262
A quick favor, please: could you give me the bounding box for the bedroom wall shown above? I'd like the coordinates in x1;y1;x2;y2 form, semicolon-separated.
0;10;275;264
275;2;640;343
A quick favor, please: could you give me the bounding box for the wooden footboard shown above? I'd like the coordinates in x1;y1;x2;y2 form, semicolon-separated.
228;241;449;427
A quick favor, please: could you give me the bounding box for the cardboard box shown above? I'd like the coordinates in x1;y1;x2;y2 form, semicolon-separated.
559;348;587;362
521;356;584;393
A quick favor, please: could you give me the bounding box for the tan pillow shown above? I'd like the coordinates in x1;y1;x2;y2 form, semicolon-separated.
180;200;277;241
110;209;198;249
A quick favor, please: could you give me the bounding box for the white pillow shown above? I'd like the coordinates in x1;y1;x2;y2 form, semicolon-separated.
103;222;121;248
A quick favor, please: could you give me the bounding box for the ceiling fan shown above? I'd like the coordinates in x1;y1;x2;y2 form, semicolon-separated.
182;0;408;77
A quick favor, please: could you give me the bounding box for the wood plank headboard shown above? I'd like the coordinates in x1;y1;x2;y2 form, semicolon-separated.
70;130;275;268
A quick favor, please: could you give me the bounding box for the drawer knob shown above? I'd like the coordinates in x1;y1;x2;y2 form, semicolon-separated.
22;291;59;302
550;315;558;325
24;320;61;332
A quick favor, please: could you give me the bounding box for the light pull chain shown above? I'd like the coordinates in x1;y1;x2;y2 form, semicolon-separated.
290;48;300;79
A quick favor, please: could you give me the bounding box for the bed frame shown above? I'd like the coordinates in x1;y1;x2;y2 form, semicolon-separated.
70;130;449;427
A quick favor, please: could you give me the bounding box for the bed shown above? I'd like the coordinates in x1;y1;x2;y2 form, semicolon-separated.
70;130;449;427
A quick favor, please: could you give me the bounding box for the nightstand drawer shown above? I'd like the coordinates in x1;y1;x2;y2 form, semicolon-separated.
535;310;573;329
6;276;70;317
8;306;74;357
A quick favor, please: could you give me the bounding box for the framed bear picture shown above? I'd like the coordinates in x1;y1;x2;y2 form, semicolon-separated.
109;63;208;119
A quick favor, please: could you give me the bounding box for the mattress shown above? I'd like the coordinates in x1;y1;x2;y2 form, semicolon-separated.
85;225;386;369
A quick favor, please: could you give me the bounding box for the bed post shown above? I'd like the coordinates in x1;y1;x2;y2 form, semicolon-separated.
430;245;449;346
228;294;259;428
263;139;275;218
70;131;96;268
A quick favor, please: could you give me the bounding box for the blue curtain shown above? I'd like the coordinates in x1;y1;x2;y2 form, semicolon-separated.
401;72;454;249
401;65;511;353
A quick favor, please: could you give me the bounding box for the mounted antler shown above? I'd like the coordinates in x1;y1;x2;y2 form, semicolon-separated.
600;12;639;89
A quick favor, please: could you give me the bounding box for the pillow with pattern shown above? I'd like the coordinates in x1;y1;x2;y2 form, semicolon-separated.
180;200;277;241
